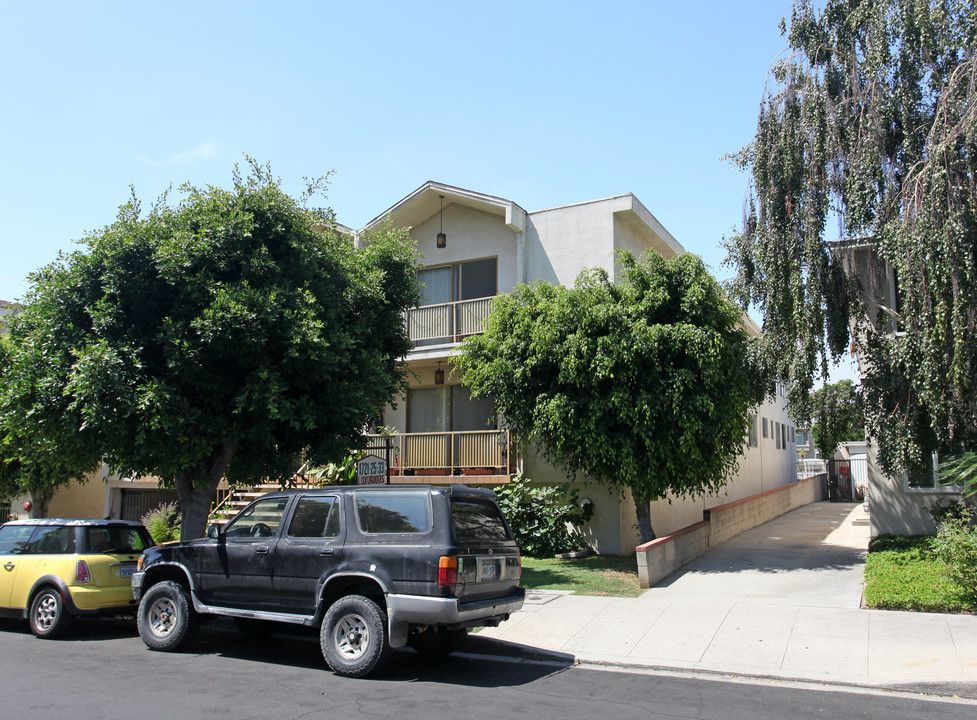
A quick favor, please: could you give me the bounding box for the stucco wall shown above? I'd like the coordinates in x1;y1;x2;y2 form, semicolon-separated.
46;470;106;519
525;200;616;286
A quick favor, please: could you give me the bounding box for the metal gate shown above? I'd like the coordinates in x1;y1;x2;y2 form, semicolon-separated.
827;459;856;502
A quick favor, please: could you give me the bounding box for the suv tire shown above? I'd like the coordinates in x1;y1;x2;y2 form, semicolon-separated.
29;587;72;639
138;580;199;652
320;594;392;678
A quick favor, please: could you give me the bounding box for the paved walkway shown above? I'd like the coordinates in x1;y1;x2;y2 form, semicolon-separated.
476;502;977;697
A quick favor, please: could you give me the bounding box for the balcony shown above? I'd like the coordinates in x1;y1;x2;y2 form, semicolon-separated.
405;296;496;345
362;429;517;485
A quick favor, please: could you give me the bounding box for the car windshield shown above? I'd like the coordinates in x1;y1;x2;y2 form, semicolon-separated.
86;526;154;554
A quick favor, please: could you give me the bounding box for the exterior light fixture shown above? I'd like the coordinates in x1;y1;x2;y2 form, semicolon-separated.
435;361;445;385
437;195;447;249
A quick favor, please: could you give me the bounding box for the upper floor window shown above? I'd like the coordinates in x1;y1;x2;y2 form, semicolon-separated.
418;258;497;307
411;258;499;346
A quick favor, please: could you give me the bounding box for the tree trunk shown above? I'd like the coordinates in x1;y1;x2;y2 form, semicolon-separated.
633;491;656;544
29;489;53;519
175;440;238;540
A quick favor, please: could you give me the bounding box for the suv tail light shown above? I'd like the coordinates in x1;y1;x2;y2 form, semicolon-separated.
438;556;458;587
76;560;91;583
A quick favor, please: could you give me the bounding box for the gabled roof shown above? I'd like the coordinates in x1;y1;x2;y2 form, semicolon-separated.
361;181;527;234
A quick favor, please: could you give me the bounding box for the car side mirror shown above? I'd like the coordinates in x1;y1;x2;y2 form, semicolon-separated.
206;523;223;540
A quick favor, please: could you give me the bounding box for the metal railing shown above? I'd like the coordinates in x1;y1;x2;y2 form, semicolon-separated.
405;296;496;344
363;429;517;476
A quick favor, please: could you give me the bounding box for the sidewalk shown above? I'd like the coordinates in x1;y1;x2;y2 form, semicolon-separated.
476;502;977;698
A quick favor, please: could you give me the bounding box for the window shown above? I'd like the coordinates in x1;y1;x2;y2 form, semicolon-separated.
355;490;432;534
450;498;511;542
225;497;289;538
288;497;340;538
86;526;152;554
762;418;769;439
0;525;35;555
408;386;495;433
414;258;499;346
775;422;781;449
748;414;758;447
26;526;76;555
781;423;787;449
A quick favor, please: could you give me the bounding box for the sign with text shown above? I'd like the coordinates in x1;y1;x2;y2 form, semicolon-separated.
356;455;387;485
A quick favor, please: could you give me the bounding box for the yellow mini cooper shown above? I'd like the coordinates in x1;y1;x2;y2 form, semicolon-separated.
0;518;154;638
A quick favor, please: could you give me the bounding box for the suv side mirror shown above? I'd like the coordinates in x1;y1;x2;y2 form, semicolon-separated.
206;523;223;540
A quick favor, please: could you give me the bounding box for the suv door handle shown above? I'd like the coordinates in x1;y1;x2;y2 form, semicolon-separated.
319;548;334;557
255;546;270;555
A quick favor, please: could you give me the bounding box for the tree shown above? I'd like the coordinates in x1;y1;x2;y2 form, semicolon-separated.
0;322;103;517
724;0;977;477
1;160;420;538
809;379;864;459
456;251;769;543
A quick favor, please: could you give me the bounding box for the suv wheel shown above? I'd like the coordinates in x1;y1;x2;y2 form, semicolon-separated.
320;594;392;678
29;587;72;639
408;627;468;657
137;580;199;651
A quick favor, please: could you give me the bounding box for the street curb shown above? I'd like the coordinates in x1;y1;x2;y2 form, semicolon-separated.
465;636;977;702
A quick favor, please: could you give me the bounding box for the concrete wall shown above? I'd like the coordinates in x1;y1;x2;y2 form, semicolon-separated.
636;475;824;588
525;199;616;286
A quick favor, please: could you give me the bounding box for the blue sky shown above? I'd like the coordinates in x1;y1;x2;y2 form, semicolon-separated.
0;0;855;379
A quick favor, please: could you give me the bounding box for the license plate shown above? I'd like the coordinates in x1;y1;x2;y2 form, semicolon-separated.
480;560;498;581
120;565;135;578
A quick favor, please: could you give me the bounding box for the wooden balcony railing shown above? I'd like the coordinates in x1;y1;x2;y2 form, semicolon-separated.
362;429;517;478
405;296;496;344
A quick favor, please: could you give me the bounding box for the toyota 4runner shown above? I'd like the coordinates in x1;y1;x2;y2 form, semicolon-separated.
131;484;524;677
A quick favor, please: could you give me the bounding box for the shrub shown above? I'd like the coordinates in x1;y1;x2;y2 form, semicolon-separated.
140;502;181;544
932;519;977;600
494;474;593;558
925;498;975;529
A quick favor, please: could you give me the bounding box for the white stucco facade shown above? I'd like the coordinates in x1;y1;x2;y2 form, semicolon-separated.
367;182;800;555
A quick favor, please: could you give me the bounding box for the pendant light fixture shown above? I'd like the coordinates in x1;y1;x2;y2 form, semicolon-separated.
436;195;447;249
434;361;445;385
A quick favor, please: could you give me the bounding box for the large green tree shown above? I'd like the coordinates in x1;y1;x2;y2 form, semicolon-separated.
810;379;864;459
725;0;977;476
0;315;103;517
456;251;769;543
1;160;420;538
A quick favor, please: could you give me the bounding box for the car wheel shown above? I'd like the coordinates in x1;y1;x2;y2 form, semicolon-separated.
408;627;468;657
29;587;72;639
137;580;199;652
320;594;392;678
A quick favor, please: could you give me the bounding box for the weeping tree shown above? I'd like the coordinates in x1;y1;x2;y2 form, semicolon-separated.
457;252;769;543
724;0;977;478
810;379;865;459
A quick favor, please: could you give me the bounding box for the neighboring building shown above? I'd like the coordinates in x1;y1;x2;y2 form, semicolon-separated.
831;239;968;535
18;183;800;552
366;182;798;554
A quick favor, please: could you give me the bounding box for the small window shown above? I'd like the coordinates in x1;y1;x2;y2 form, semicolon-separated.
781;423;787;449
451;498;511;542
288;497;339;538
355;490;432;534
0;525;35;555
762;418;769;438
775;422;781;449
26;526;76;555
748;414;758;447
225;497;289;538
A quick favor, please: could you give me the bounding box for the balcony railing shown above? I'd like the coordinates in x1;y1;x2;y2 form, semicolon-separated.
405;296;496;344
362;429;517;478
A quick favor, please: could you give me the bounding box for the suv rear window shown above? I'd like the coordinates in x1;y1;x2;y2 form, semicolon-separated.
450;498;511;542
355;490;431;534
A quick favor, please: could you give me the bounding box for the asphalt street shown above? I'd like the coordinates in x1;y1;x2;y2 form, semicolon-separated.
1;616;973;720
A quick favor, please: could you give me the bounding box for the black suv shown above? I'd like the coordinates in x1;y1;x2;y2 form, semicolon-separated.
132;484;524;677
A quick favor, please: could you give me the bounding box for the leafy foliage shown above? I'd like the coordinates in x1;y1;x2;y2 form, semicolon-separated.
925;497;975;528
809;379;864;458
493;474;593;558
933;516;977;600
864;534;976;612
938;451;977;496
3;159;420;538
458;251;769;542
725;0;977;476
140;502;181;544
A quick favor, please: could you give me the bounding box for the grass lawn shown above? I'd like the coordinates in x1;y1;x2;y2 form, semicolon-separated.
520;555;642;597
863;534;976;613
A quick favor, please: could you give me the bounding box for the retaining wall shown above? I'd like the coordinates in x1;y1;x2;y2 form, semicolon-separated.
635;474;825;588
